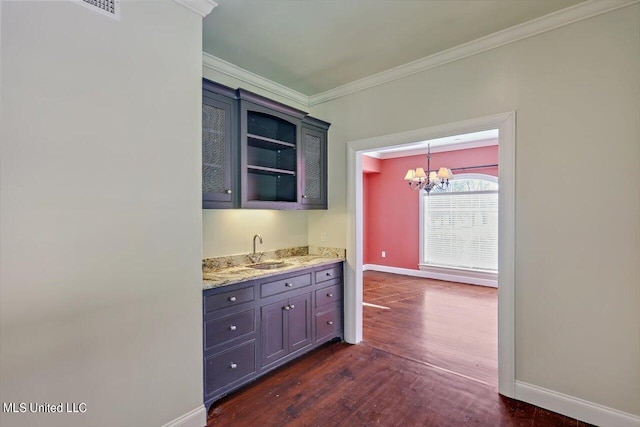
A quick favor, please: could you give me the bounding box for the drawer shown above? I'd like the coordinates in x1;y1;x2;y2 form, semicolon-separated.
205;340;256;395
315;306;342;343
315;265;342;284
204;309;255;351
204;286;254;314
315;281;342;308
261;273;311;298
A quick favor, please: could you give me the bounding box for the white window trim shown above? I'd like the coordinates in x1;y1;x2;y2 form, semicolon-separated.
419;173;498;287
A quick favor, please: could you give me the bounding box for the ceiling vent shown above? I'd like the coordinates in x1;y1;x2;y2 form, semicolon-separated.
76;0;121;21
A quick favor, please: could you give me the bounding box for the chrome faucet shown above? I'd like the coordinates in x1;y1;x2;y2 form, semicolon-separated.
249;234;263;263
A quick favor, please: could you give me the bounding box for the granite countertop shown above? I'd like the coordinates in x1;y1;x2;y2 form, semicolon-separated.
202;255;344;290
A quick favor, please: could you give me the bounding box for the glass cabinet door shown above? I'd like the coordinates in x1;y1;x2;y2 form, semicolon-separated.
203;92;235;208
300;125;327;208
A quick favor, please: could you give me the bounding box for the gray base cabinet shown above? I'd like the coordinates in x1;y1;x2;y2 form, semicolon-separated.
203;261;343;409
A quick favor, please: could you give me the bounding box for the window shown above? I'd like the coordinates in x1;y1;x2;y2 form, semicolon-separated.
419;174;498;276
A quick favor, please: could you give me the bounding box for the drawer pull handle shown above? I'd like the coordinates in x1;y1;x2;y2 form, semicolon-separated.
230;363;238;369
225;189;232;194
284;306;291;311
302;194;307;199
229;325;237;331
228;296;237;302
289;304;295;309
327;321;334;325
326;272;332;277
285;282;293;287
327;293;333;297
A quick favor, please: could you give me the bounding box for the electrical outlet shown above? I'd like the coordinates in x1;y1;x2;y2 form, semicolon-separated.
321;232;327;242
381;251;386;258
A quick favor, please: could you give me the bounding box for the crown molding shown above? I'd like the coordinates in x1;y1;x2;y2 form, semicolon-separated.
202;52;310;107
173;0;218;18
308;0;639;106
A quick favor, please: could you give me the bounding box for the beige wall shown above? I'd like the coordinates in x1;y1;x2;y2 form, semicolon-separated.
310;4;640;416
201;67;310;257
0;2;204;426
202;209;308;257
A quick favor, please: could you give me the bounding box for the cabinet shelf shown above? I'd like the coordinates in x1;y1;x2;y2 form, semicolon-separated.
247;165;296;176
247;134;296;150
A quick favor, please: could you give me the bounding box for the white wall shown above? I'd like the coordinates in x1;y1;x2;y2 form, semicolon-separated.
201;67;310;257
0;2;204;426
310;3;640;417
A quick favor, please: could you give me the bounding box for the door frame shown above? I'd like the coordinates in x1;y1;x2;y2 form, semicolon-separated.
344;112;516;397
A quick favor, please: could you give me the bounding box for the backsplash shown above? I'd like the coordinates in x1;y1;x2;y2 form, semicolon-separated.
203;246;345;272
202;210;308;258
308;246;346;258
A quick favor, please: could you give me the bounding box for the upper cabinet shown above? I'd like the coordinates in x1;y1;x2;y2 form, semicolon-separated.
202;81;238;209
238;90;306;210
300;117;329;210
202;79;330;210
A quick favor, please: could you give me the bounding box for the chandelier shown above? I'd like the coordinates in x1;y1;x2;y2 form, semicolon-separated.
403;144;454;193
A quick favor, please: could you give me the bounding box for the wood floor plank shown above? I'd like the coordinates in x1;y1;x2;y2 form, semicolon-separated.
208;272;593;426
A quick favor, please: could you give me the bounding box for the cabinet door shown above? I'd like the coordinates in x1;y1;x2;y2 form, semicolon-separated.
287;293;312;353
260;299;288;366
300;125;327;209
203;92;236;208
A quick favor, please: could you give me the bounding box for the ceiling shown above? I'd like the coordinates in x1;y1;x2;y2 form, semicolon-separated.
203;0;585;96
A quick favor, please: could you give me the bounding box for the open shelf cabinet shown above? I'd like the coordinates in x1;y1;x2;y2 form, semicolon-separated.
240;99;305;209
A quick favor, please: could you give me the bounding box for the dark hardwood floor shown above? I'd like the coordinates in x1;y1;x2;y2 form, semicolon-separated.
363;271;498;387
207;271;593;426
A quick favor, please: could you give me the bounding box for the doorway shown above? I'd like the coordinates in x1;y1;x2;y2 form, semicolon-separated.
361;137;500;386
344;112;516;397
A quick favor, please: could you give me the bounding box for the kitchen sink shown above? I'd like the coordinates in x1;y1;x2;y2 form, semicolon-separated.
248;261;292;270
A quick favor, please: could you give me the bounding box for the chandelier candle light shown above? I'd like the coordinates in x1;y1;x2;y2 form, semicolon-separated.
403;144;454;193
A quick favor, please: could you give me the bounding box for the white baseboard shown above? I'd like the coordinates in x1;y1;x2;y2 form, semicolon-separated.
515;381;640;427
363;264;498;288
162;405;207;427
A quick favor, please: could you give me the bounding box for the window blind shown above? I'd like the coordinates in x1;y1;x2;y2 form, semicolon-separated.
423;191;498;273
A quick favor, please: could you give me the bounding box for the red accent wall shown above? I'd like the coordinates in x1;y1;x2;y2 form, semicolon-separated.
363;145;499;269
